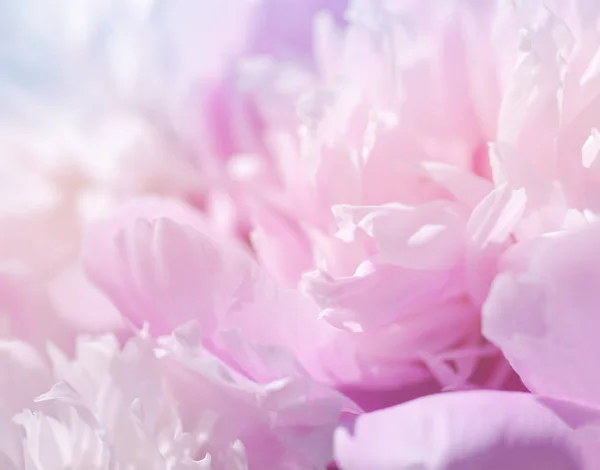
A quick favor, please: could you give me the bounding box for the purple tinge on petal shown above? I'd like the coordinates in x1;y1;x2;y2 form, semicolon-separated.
248;0;347;63
334;391;600;470
483;221;600;407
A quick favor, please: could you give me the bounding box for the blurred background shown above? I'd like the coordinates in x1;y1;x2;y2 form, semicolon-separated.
0;0;351;338
0;0;349;231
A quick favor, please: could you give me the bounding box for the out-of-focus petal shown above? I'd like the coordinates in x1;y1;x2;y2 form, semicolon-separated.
0;340;51;415
82;197;244;335
0;268;77;350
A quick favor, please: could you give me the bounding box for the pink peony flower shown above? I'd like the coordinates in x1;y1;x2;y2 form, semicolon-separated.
78;0;536;411
6;0;600;467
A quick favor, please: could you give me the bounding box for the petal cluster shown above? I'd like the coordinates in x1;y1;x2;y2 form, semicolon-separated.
0;328;354;469
5;0;600;468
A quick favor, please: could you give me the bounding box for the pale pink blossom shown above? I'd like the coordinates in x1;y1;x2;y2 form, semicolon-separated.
68;0;532;412
7;0;600;467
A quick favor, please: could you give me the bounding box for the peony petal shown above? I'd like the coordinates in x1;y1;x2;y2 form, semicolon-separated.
334;391;600;470
467;183;527;247
83;197;252;335
483;222;600;406
303;262;469;332
250;202;314;286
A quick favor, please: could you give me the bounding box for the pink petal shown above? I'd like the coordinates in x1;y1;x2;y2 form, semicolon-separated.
334;201;467;271
304;262;469;332
420;161;493;208
335;391;600;470
467;183;527;248
48;263;123;334
250;202;314;286
483;222;600;406
83;197;250;335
